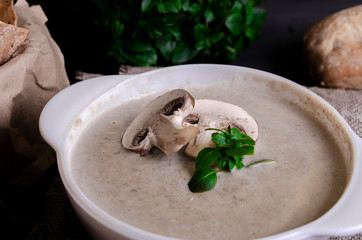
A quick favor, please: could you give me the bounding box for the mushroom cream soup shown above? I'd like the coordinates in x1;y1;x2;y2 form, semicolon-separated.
70;81;347;240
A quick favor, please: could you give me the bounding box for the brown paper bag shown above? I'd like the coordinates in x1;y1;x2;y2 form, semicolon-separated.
0;0;69;184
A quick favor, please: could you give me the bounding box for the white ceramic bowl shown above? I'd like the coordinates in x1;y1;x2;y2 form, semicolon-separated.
39;64;362;240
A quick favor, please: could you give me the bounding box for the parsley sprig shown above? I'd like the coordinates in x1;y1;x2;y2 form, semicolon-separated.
188;127;274;193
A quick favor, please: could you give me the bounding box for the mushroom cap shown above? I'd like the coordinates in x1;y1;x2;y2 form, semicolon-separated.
184;99;259;158
122;89;199;156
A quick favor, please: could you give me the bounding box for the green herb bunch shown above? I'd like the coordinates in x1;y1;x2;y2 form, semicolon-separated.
188;128;274;193
93;0;266;66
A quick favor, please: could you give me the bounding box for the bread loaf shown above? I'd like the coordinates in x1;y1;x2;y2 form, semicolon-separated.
0;0;17;25
0;20;29;65
304;5;362;89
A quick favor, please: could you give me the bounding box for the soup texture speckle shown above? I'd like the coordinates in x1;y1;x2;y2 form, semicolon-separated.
70;81;347;240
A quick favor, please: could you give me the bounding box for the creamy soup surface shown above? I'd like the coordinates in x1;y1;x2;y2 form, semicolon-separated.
70;80;347;240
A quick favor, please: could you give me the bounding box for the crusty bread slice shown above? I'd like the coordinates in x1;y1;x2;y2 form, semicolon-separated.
0;20;29;65
0;0;17;25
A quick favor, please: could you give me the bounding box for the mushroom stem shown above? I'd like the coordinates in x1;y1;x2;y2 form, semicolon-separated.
122;89;199;156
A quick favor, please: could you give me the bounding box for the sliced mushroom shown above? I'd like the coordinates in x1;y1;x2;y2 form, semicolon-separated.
122;89;199;156
183;99;259;158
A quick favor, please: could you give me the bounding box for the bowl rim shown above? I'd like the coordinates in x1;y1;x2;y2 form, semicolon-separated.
40;64;362;240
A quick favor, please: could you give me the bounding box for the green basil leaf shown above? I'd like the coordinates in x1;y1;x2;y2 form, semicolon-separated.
181;0;190;11
157;39;177;61
163;14;180;27
225;12;243;36
233;35;245;54
226;49;237;61
120;47;157;66
103;18;111;27
172;41;198;64
169;28;181;41
226;146;254;157
212;133;228;146
188;168;219;193
245;27;258;40
141;0;153;12
170;0;182;12
230;127;242;141
195;41;206;51
228;158;236;171
112;20;124;37
194;24;208;42
245;1;254;25
245;8;265;41
226;45;235;54
112;52;126;63
196;148;220;170
155;32;176;61
136;49;158;65
156;2;167;12
204;9;214;23
211;32;224;44
216;155;227;170
126;39;153;52
236;134;255;146
205;37;212;47
234;141;243;148
189;3;202;15
97;0;265;73
157;0;181;13
250;8;266;28
147;28;163;39
231;1;243;12
235;158;244;169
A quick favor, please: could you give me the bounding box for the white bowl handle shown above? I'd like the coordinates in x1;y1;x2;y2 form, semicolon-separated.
39;75;134;153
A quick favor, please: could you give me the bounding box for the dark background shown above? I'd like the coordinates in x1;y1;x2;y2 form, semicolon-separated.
2;1;361;239
25;0;362;86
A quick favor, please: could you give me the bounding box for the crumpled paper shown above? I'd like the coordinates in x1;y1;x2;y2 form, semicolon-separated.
0;0;69;185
